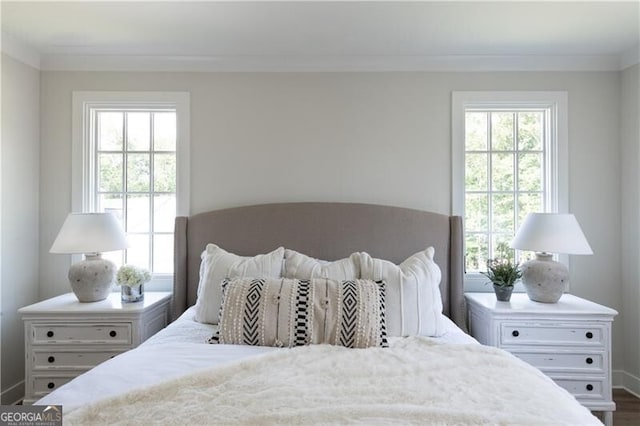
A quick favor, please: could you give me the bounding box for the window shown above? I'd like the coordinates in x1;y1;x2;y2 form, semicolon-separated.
72;92;190;290
452;92;567;290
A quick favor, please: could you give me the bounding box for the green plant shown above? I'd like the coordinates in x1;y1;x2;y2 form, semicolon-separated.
481;258;522;288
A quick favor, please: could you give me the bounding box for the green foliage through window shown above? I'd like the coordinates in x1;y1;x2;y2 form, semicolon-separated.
96;110;177;274
464;110;545;272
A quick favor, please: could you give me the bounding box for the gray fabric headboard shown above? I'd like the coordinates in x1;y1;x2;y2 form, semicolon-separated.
172;202;466;331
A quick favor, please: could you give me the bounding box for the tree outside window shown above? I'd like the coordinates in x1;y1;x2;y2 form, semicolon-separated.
452;91;567;289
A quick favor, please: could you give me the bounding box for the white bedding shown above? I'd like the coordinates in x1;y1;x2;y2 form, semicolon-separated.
64;335;599;425
37;306;477;413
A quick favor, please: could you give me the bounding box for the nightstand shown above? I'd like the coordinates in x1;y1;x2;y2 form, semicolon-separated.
19;291;171;405
465;292;618;426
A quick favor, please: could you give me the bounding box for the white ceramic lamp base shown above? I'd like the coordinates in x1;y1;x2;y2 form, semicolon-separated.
69;253;116;302
521;253;569;303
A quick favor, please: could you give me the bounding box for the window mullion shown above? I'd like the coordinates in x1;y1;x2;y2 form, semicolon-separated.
123;112;129;264
149;113;155;272
513;113;520;264
544;109;551;212
91;111;99;212
487;112;494;261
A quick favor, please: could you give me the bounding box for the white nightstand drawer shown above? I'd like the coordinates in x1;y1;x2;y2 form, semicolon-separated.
500;323;604;347
552;377;606;400
465;293;617;425
32;323;132;345
20;292;171;404
33;375;75;396
511;351;605;373
33;349;122;370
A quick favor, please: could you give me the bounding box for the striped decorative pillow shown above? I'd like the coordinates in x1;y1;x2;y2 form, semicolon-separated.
208;278;388;349
359;247;445;337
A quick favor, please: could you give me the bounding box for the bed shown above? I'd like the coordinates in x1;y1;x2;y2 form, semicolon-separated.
37;202;601;425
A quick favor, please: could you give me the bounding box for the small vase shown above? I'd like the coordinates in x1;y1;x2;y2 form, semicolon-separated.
493;284;513;302
121;284;144;303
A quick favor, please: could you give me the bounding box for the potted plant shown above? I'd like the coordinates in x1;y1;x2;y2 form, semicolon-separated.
116;265;151;303
481;258;522;302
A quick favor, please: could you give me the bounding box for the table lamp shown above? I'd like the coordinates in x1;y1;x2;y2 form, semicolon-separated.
510;213;592;303
50;212;129;302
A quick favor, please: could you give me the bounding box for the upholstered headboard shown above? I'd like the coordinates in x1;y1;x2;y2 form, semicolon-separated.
172;202;466;330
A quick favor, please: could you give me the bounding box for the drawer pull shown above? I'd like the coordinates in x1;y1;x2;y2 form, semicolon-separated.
109;330;117;338
512;330;519;337
586;332;593;339
586;357;593;364
47;356;55;364
586;384;594;391
46;331;54;338
47;382;55;389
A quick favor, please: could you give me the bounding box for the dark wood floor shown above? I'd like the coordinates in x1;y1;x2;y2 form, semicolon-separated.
594;389;640;425
611;389;640;426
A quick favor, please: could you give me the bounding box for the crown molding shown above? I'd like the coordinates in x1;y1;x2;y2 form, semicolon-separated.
40;53;629;72
1;32;41;70
2;32;634;72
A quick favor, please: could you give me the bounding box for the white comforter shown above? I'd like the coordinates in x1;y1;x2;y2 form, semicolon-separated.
64;336;599;425
38;307;475;414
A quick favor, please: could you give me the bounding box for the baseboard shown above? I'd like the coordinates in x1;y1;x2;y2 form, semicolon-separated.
613;370;625;388
613;369;640;398
1;380;24;405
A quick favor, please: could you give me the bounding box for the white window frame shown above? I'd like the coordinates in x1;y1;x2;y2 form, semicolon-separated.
72;91;190;291
452;91;568;292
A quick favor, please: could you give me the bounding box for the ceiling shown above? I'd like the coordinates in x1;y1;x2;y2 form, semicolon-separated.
2;1;639;71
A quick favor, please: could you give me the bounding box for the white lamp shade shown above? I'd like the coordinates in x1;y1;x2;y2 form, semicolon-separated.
511;213;593;255
50;212;129;254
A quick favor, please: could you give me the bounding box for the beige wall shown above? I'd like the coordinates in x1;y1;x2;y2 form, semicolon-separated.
39;70;624;370
1;54;40;403
621;63;640;395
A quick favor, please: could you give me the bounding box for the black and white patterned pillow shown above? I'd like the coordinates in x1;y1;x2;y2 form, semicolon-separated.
208;278;388;349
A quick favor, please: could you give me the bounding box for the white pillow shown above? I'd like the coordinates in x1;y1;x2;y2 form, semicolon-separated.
194;244;285;324
358;247;445;337
283;249;360;280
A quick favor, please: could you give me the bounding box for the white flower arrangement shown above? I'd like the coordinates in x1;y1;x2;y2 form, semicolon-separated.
116;265;151;288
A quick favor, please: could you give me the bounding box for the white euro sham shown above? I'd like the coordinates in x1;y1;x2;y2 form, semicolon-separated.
194;244;285;324
358;247;446;337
